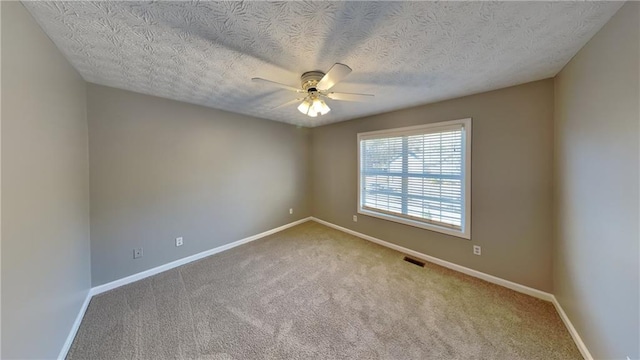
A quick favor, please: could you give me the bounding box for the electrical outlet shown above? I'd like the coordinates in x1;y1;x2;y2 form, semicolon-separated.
289;208;293;215
473;245;481;256
133;248;143;259
176;237;183;247
353;215;358;222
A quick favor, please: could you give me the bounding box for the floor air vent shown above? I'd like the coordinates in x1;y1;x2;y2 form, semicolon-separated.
403;256;426;267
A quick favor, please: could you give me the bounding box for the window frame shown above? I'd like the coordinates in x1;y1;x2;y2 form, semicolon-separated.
357;118;472;240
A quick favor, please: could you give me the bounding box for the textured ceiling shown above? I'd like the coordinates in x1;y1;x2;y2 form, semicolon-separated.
24;1;622;127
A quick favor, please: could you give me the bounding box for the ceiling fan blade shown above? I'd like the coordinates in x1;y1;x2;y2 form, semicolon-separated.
325;92;374;102
251;78;304;93
316;63;352;91
272;98;304;110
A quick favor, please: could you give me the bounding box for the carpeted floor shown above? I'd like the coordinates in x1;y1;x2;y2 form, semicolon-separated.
68;222;581;359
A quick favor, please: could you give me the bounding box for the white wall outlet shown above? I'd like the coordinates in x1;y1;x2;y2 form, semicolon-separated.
289;208;293;215
133;248;143;259
353;215;358;222
473;245;481;256
175;237;183;247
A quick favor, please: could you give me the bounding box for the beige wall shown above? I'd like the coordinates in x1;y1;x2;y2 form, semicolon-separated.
88;84;311;286
1;2;91;359
554;3;639;359
311;79;555;292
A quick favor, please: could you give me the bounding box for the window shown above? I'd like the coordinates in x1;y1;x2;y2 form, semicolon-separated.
357;118;471;239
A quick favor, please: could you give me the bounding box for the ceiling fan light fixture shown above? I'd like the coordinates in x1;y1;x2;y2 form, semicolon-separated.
297;100;311;115
321;103;330;115
312;98;330;116
298;97;330;117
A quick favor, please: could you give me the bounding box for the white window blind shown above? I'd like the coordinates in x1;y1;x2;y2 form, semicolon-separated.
358;119;471;239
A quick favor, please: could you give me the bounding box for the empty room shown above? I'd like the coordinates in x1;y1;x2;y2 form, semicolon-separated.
1;1;638;359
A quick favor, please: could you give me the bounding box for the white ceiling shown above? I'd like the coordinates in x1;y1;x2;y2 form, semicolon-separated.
24;1;622;127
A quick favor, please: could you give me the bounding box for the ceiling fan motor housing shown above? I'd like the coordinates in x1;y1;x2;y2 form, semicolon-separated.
301;71;325;93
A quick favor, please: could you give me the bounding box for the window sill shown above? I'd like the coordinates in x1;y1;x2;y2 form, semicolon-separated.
357;208;470;240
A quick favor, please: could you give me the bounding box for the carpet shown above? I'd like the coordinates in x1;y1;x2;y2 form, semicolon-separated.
67;221;581;359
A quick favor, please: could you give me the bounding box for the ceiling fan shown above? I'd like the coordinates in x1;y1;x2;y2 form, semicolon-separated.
252;63;374;117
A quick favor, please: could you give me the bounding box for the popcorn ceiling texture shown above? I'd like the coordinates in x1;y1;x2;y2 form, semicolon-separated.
23;1;622;127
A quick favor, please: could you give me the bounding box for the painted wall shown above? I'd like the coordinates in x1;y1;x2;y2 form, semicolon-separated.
1;2;91;359
88;84;311;286
311;79;555;292
554;3;640;359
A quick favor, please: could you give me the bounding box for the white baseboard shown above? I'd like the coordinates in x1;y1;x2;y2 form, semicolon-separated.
90;217;312;296
310;217;554;301
551;296;593;360
59;217;312;359
57;290;92;360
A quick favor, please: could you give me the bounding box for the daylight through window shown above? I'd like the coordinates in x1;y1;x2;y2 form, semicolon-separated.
358;119;471;239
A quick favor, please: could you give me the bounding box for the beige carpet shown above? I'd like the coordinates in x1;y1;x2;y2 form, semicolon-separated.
68;222;580;359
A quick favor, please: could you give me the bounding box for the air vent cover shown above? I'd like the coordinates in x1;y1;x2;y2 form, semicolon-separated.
403;256;426;267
